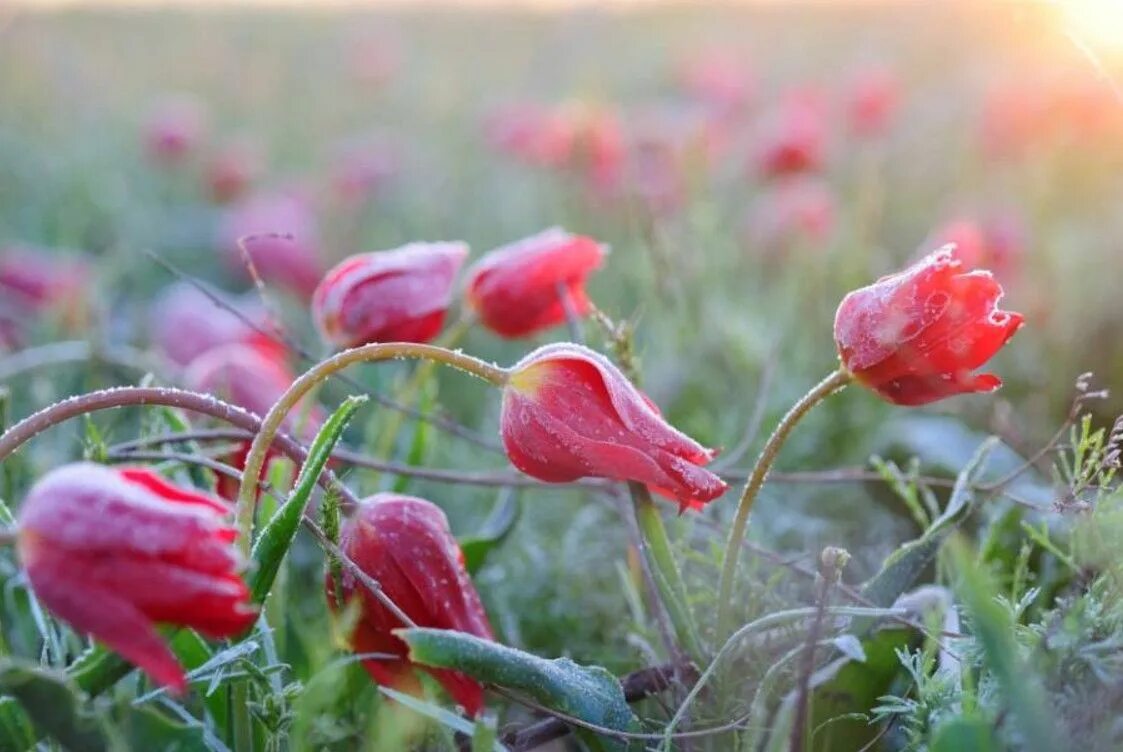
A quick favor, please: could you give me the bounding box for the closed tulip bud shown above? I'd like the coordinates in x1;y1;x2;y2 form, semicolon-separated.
0;244;89;347
219;190;324;299
329;494;494;717
143;95;208;164
834;245;1024;406
465;229;606;340
312;242;468;348
500;343;727;511
844;66;900;138
16;463;256;693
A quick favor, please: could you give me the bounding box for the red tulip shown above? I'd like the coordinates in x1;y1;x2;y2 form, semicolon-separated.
143;96;208;164
150;282;269;367
844;66;900;138
312;242;468;348
484;103;576;168
465;229;605;339
751;90;828;179
328;494;494;716
834;246;1024;406
184;339;322;499
16;463;255;693
219;190;323;299
500;343;727;510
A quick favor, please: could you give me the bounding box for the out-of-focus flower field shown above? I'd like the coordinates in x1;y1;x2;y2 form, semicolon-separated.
1;2;1123;750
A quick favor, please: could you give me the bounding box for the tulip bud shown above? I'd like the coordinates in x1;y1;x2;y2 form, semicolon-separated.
500;343;727;510
312;242;467;348
329;494;494;716
844;66;900;139
834;245;1024;406
465;229;606;340
143;95;208;164
751;90;828;180
219;190;324;299
16;463;256;693
0;244;89;346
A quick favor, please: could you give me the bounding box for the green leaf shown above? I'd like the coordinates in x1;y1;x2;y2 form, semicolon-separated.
949;537;1061;752
126;705;210;752
459;490;522;575
859;438;999;623
69;645;132;697
0;697;36;752
397;628;638;752
765;626;916;752
0;659;109;752
378;687;510;751
249;395;367;604
930;716;998;752
392;379;434;494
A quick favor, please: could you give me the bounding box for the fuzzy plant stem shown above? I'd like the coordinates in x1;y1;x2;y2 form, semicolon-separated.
714;368;851;640
235;342;509;555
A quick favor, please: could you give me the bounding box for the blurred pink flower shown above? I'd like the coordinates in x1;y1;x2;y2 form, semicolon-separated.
844;66;900;138
927;214;1027;279
347;31;402;87
143;96;208;165
750;89;829;180
676;50;754;115
484;103;576;168
218;190;324;299
149;282;270;368
743;177;836;256
0;244;89;346
205;140;262;204
328;137;400;205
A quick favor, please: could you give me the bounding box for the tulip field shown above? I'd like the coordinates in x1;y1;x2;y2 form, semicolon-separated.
2;2;1123;750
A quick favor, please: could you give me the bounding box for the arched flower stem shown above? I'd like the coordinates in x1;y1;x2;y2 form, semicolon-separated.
235;342;509;555
714;367;852;641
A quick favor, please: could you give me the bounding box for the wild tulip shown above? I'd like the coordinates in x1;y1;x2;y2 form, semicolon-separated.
928;215;1026;280
0;244;89;346
149;282;268;367
834;245;1024;406
484;103;576;168
328;494;494;716
312;242;468;348
677;50;754;115
219;190;323;299
205;140;261;204
500;343;727;510
16;463;256;693
465;228;605;339
329;137;400;205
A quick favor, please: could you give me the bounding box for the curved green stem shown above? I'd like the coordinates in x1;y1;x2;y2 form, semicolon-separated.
369;316;475;482
235;342;508;555
714;368;851;640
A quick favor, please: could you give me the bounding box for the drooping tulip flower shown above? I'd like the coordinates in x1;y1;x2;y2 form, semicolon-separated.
743;176;835;257
143;95;208;164
205;140;262;204
844;66;900;138
500;343;727;510
312;242;468;348
0;244;89;347
17;463;256;693
149;282;269;367
465;229;605;340
328;494;494;716
751;89;828;180
219;190;324;299
184;339;322;499
834;246;1024;406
